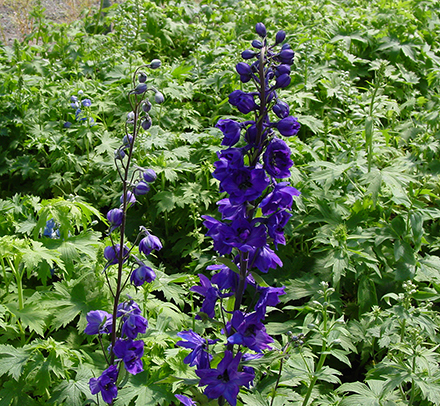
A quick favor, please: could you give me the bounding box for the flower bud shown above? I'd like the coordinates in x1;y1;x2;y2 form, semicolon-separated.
70;95;78;102
273;100;290;118
275;73;291;89
64;122;72;128
139;234;162;256
236;62;252;76
134;181;150;195
252;39;263;49
121;190;136;206
82;98;92;107
277;116;301;136
149;59;161;69
141;116;152;130
241;49;257;60
275;64;291;77
127;111;135;122
275;30;286;44
154;92;165;104
115;149;125;160
142;168;157;183
138;72;147;83
134;83;148;94
123;134;133;146
107;208;123;227
278;49;295;64
255;22;267;38
142;100;152;113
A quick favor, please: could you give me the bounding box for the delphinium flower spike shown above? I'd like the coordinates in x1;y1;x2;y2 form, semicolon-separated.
83;61;163;405
176;23;300;405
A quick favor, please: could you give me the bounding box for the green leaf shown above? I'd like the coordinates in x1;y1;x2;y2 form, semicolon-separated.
0;344;31;380
153;191;176;213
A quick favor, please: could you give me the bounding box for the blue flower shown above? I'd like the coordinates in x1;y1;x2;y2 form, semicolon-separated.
175;394;197;406
190;274;220;319
139;233;162;256
226;311;273;352
228;90;257;114
89;365;118;404
259;182;300;215
263;138;293;178
121;312;148;339
131;265;156;286
176;329;218;369
84;310;113;335
216;119;242;146
82;98;92;107
277;116;301;136
196;351;254;406
220;166;269;205
113;338;144;375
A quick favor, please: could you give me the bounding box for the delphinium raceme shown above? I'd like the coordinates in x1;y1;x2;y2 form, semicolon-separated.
176;23;300;406
83;59;163;405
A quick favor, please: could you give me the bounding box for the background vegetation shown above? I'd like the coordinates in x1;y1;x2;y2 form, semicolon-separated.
1;0;440;404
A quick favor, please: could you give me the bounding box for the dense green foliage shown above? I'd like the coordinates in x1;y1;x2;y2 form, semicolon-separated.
1;0;440;404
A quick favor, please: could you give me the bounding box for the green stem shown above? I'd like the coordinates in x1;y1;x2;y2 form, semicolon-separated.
7;258;24;311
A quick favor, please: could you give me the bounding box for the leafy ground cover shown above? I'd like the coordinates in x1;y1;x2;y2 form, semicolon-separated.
1;0;440;404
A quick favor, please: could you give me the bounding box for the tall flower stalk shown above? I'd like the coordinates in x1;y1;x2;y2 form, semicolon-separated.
176;23;300;406
83;60;163;405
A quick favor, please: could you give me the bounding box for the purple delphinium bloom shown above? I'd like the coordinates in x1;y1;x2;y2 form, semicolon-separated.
113;338;144;375
229;90;257;114
84;310;113;335
196;351;254;406
63;121;72;128
82;98;92;107
220;166;269;205
266;210;292;248
263;138;293;179
217;198;247;221
175;394;197;406
176;329;218;369
139;233;162;256
103;244;129;265
121;312;148;339
117;300;141;317
209;264;240;292
255;285;286;319
89;365;118;404
228;218;267;252
276;116;301;137
259;182;300;215
216;119;242;146
130;265;156;286
249;245;283;273
272;100;290;119
190;274;220;319
226;311;273;352
202;215;234;256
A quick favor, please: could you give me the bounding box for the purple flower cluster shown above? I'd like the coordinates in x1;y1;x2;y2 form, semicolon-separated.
176;23;299;405
84;62;163;405
64;90;95;127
